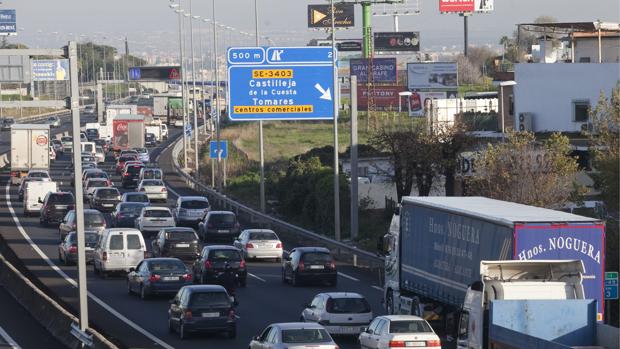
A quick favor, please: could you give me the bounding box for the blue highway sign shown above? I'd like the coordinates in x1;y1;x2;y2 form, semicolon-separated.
605;271;618;300
209;140;228;159
0;9;16;36
227;46;336;121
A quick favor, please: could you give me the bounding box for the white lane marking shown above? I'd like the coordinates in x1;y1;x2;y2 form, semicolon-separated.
248;272;267;283
0;325;21;349
338;272;360;282
4;181;175;349
371;285;383;292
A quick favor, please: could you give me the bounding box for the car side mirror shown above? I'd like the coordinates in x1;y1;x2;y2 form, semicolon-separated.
363;327;370;334
253;335;260;341
305;303;313;309
38;198;43;204
233;300;239;307
128;267;135;273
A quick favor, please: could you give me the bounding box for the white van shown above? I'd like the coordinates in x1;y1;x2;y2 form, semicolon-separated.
93;228;146;277
161;124;168;140
23;181;57;216
81;141;96;156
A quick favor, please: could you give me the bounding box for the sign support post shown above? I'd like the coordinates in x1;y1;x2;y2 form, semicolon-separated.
255;0;266;213
330;0;341;241
350;76;358;240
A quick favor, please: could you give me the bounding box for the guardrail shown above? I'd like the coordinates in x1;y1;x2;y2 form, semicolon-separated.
169;138;385;274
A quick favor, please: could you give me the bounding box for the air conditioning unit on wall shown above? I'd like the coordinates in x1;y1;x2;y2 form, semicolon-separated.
518;112;534;132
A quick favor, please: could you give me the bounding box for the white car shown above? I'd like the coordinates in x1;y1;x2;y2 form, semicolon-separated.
233;229;282;261
134;148;150;163
174;119;183;128
249;322;338;349
301;292;373;336
135;206;175;235
49;147;56;161
137;179;168;202
26;170;51;182
94;146;105;163
358;315;441;349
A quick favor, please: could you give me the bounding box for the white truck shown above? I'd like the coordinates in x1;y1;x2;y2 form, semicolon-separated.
10;124;51;185
23;180;57;216
145;124;162;143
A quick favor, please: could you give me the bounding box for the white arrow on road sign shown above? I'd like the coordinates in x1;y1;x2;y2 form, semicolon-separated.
314;83;332;101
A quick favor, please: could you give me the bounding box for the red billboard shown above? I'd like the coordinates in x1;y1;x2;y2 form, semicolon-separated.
439;0;475;13
357;85;407;111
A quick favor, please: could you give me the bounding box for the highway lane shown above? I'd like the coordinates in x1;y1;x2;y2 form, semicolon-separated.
0;125;386;348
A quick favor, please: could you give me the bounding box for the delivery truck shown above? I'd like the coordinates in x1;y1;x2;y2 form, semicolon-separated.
380;196;605;346
10;124;51;185
111;114;145;156
153;94;183;126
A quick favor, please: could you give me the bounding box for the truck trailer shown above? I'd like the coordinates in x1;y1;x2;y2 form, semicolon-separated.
10;124;51;185
380;196;605;346
111;114;145;155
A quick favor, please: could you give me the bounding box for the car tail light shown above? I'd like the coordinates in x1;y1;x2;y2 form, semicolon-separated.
10;171;18;177
329;260;336;269
204;260;212;269
124;173;130;177
139;188;145;192
246;243;254;249
298;261;305;271
228;309;235;321
183;310;192;320
426;339;441;347
102;251;108;261
182;273;192;281
69;245;78;254
276;242;282;249
389;341;406;348
148;274;161;282
239;260;246;269
161;188;167;193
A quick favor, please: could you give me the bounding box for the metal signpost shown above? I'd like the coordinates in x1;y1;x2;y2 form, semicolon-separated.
605;271;618;323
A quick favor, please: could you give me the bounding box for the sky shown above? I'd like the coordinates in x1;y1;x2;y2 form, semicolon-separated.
4;0;620;55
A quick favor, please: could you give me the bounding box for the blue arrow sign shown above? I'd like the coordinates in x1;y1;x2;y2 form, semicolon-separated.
227;46;336;121
209;140;228;159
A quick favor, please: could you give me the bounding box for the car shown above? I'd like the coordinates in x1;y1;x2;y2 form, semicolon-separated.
174;119;184;128
85;128;99;141
81;161;98;170
173;196;210;227
76;153;96;165
111;202;149;228
151;227;201;261
51;139;63;153
161;124;169;139
80;132;88;142
127;258;193;299
145;133;157;147
59;209;106;241
134;147;150;162
121;162;145;188
301;293;373;336
90;187;121;212
192;245;247;287
39;191;75;226
119;149;139;158
77;169;108;187
197;211;240;242
358;315;441;349
116;155;138;174
93;228;146;277
60;136;73;153
135;206;175;236
23;181;58;216
121;192;150;204
168;285;237;339
139;167;163;181
58;231;100;265
137;179;168;202
281;247;337;287
83;178;112;201
18;177;45;201
84;105;95;114
94;146;105;163
49;146;56;161
249;322;337;349
26;169;51;181
1;117;15;130
46;115;61;128
233;229;283;261
93;139;109;153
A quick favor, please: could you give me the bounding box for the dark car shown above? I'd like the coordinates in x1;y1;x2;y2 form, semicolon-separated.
127;258;193;299
90;187;121;212
116;155;138;174
121;162;145;188
93;138;109;153
281;247;337;287
85;128;99;141
192;245;246;287
145;133;157;147
168;285;237;339
39;191;75;226
58;231;100;265
197;211;240;242
111;202;148;228
152;228;201;261
59;209;106;241
121;192;150;204
1;117;15;130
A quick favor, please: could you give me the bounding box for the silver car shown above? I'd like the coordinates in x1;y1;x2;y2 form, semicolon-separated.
174;196;210;227
136;206;175;236
46;115;61;128
94;146;105;163
249;322;337;349
233;229;283;261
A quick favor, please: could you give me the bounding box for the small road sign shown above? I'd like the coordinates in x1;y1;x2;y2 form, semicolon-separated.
209;140;228;159
605;271;618;300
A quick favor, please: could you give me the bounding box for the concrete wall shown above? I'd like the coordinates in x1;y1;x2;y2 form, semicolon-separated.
574;37;620;63
514;63;620;133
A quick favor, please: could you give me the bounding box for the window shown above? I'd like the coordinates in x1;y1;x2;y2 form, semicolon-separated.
375;319;387;335
389;320;433;333
368;318;381;334
259;327;273;342
281;329;331;343
573;100;590;122
109;235;124;250
126;235;142;250
266;328;278;344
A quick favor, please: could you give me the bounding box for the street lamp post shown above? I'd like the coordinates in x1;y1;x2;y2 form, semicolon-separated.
171;3;188;168
213;0;222;191
189;0;199;178
255;0;266;213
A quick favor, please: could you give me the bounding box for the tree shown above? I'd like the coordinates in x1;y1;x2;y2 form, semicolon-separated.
456;54;483;85
468;131;584;209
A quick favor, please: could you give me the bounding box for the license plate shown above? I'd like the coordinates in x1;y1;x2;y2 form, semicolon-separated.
103;204;113;207
338;326;359;333
405;342;426;347
309;265;324;270
176;243;190;248
202;312;219;318
162;276;178;281
217;230;229;233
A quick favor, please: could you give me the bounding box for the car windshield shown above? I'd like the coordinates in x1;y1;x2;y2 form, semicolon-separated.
61;137;72;142
210;214;235;224
68;232;100;244
249;231;278;240
87;172;107;179
135;148;147;153
148;260;186;272
49;194;74;204
119;156;134;162
127;165;144;174
180;200;209;209
189;292;230;308
120;203;145;213
326;297;371;314
143;170;162;179
302;252;332;264
208;249;240;261
281;329;332;344
88;180;108;188
28;172;48;178
389;320;433;334
97;189;119;198
166;231;197;241
143;180;163;186
84;212;105;225
144;209;171;218
125;194;149;203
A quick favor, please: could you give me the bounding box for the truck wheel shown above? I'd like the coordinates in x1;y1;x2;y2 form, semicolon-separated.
386;290;394;314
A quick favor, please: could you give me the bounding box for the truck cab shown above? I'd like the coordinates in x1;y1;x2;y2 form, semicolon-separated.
457;260;585;349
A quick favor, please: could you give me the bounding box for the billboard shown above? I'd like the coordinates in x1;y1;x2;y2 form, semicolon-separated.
356;85;407;111
408;91;447;117
0;9;16;36
128;66;181;81
308;3;355;28
439;0;494;13
374;32;420;52
32;59;69;81
407;62;458;90
350;58;397;83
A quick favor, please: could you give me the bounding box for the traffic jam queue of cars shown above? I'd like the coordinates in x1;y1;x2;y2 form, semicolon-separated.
15;133;441;348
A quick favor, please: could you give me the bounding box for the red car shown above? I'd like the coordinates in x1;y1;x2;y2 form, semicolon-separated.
116;155;138;174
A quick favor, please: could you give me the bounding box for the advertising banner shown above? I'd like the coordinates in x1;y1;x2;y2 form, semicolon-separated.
32;59;69;81
356;85;407;111
439;0;494;13
0;9;16;36
308;3;355;28
374;32;420;52
350;58;397;83
408;91;447;117
514;224;605;321
407;62;458;90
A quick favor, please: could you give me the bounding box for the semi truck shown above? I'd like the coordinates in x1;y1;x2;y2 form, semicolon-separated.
111;114;145;156
10;124;51;185
152;94;183;126
380;196;605;346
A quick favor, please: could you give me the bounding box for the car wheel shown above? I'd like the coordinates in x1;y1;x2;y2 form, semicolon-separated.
386;290;394;314
329;276;338;287
140;285;148;300
179;321;187;340
93;262;99;275
275;257;282;263
127;281;133;295
239;277;246;288
281;268;287;284
64;255;71;266
291;271;299;287
58;250;63;263
168;318;175;334
299;316;305;322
